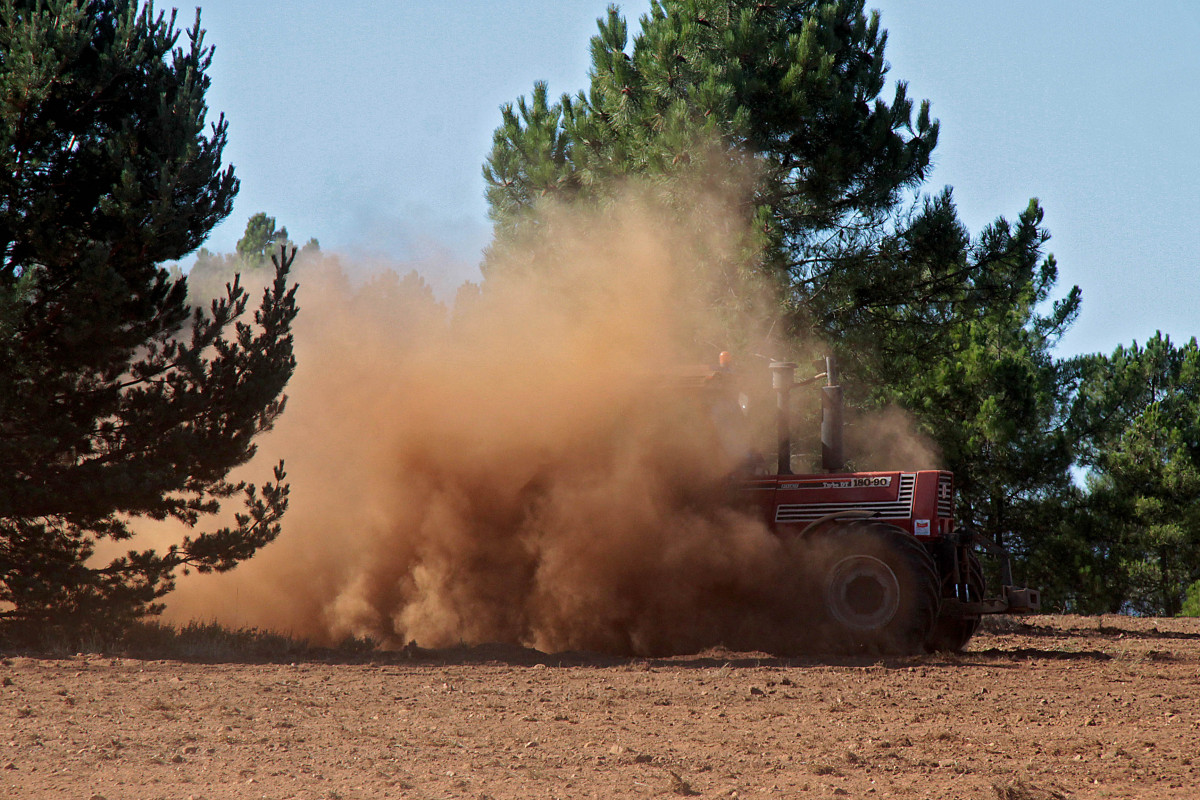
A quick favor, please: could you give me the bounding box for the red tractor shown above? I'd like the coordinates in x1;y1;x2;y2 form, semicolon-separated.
716;356;1039;653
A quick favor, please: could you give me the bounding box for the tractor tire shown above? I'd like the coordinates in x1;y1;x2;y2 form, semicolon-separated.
925;553;985;652
809;522;940;655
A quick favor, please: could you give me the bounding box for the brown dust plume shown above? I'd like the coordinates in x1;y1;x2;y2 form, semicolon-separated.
165;194;817;655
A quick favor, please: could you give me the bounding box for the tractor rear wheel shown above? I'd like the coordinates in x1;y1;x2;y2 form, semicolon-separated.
926;553;985;652
810;522;940;655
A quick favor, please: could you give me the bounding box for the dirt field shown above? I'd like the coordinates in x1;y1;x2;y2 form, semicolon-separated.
4;614;1200;800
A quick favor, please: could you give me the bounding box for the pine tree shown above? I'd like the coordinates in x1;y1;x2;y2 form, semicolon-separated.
188;212;316;302
484;2;937;295
235;212;290;267
481;1;1075;358
865;200;1080;589
483;0;1085;600
0;1;297;644
1069;334;1200;614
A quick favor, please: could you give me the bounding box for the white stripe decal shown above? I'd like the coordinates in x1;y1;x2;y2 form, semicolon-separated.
775;473;915;523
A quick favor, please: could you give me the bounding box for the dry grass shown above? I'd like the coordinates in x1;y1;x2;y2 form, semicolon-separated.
0;619;379;662
118;620;379;661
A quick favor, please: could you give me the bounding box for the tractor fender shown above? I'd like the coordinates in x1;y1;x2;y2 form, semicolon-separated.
791;509;879;539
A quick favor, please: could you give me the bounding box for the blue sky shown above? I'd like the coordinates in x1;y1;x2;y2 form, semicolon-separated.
193;0;1199;358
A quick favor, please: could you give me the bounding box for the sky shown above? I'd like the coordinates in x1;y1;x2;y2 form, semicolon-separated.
191;0;1200;359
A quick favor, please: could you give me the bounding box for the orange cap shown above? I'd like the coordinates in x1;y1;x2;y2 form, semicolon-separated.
718;351;733;368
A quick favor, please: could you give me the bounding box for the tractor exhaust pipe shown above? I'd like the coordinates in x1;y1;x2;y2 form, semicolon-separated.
769;361;797;475
769;356;845;476
821;355;844;473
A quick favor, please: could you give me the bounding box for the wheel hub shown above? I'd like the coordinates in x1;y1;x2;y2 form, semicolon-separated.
826;555;901;631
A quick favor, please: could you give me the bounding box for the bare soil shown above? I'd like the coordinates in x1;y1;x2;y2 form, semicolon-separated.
4;614;1200;799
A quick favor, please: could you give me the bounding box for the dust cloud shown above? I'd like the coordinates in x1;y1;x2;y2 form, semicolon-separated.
165;190;816;655
164;182;943;656
844;405;942;472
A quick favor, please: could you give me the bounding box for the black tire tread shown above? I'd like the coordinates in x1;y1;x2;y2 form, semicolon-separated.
811;522;941;655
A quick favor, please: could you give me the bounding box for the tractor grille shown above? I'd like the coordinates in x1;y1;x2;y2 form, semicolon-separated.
775;473;916;522
937;474;954;518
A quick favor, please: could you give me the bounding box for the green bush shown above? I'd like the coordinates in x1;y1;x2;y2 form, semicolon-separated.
1179;580;1200;617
